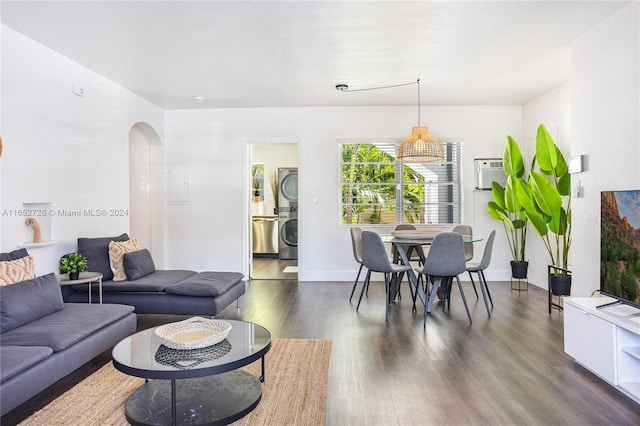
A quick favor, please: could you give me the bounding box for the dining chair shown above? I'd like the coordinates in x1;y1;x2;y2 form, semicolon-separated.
415;232;471;326
466;229;496;317
359;231;412;321
452;224;477;298
348;227;368;302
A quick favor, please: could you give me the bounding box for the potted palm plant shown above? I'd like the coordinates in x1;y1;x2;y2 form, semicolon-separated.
59;252;88;280
487;135;529;279
516;124;572;296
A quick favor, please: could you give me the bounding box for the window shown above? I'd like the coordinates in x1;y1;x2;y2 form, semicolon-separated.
339;139;462;225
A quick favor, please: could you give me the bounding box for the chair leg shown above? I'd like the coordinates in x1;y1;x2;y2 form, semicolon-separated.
349;264;364;302
468;271;479;298
356;270;372;312
456;275;472;324
384;273;390;322
477;271;491;317
480;270;494;307
424;275;441;328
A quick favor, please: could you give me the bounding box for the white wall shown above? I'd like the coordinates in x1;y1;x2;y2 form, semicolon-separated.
164;106;522;280
517;2;639;295
569;2;640;296
0;26;164;275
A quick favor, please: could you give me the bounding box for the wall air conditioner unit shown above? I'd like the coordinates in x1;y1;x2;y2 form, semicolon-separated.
474;158;507;190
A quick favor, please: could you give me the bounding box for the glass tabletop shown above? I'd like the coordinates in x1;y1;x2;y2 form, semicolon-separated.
380;233;482;244
112;319;271;380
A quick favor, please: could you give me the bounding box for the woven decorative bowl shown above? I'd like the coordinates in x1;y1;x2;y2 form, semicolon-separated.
154;317;232;350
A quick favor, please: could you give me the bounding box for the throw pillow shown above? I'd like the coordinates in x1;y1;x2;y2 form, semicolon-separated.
123;249;156;280
77;233;129;281
0;255;36;286
0;273;64;333
0;248;29;261
109;238;141;281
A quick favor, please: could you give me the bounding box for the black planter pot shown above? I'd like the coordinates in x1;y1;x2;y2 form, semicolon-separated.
69;271;80;280
549;273;572;296
510;261;529;279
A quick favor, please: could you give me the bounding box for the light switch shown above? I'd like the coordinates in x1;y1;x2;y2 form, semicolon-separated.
572;179;582;198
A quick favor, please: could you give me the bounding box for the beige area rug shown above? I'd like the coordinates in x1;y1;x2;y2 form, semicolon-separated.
20;338;331;426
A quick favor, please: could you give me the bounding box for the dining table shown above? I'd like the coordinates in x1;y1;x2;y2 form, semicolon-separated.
379;230;483;316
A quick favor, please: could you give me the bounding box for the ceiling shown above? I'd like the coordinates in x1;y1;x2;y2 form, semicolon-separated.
1;1;632;109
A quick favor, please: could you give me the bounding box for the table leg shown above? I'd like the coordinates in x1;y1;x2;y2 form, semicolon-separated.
426;278;441;313
171;379;177;425
260;355;266;382
98;276;102;304
88;282;92;304
393;244;423;312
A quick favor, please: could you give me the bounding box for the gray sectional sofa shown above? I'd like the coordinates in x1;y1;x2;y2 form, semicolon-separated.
62;234;246;316
0;252;136;416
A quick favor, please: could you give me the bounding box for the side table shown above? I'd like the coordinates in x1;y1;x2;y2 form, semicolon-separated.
57;272;104;304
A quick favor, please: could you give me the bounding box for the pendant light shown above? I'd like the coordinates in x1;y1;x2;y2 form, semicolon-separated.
397;79;443;163
335;79;443;163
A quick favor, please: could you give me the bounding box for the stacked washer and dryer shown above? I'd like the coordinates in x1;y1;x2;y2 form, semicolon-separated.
278;168;298;260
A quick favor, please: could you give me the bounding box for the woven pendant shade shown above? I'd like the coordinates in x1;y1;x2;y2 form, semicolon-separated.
397;126;443;163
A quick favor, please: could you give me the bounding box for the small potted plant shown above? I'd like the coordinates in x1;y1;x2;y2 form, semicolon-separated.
59;252;88;280
270;170;279;214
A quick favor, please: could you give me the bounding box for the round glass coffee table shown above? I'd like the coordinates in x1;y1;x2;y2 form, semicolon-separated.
112;319;271;425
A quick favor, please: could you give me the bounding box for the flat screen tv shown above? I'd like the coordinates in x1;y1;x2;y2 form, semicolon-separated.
600;189;640;308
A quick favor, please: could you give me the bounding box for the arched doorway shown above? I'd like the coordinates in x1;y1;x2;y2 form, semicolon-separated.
129;123;163;264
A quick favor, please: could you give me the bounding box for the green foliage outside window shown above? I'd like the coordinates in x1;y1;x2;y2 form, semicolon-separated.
341;143;425;225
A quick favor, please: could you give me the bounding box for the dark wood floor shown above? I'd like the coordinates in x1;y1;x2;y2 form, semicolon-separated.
3;278;640;425
251;256;297;280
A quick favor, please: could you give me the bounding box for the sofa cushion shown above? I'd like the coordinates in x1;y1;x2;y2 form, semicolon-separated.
123;249;156;280
165;272;244;297
0;346;53;383
0;303;135;352
0;248;29;261
108;238;141;281
72;270;197;293
0;273;64;333
77;233;129;281
0;255;35;286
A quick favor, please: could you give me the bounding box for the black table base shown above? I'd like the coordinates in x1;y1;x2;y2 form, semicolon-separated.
125;370;262;425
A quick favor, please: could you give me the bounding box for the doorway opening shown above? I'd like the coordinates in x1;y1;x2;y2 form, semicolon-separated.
248;142;299;279
129;122;163;264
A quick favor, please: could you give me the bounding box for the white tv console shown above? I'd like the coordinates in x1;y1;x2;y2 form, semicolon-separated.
564;296;640;404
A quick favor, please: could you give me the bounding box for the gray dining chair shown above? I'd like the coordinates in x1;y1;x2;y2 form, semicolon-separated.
359;231;412;321
452;224;477;298
415;232;471;326
466;229;496;317
349;227;368;302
